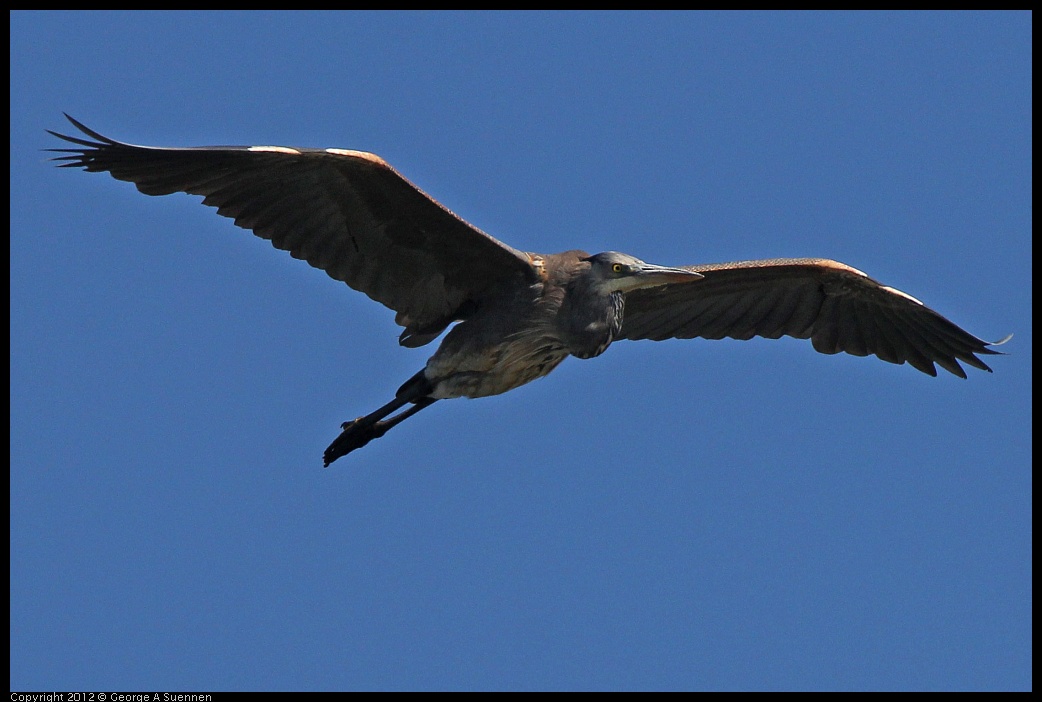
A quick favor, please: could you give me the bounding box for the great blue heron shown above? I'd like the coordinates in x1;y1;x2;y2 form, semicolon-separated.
48;115;1006;466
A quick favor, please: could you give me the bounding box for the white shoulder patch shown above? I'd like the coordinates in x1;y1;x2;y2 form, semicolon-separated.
325;148;389;166
818;260;869;278
881;285;924;306
247;145;301;154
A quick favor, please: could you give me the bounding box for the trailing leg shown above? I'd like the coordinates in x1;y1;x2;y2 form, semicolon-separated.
323;371;437;466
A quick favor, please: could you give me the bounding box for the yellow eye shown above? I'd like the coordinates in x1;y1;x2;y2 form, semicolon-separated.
612;263;624;274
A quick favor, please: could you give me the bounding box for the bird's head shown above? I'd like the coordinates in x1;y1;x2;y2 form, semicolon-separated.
581;252;703;295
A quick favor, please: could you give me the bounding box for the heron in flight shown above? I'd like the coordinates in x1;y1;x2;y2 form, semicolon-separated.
48;115;1005;466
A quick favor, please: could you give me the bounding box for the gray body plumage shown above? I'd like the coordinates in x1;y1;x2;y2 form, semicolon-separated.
46;115;1007;466
426;251;654;399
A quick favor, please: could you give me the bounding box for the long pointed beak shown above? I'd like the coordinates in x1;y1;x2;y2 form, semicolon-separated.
629;263;704;290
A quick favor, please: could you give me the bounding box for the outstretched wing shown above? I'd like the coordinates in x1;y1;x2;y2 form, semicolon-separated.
48;114;538;346
621;258;1005;378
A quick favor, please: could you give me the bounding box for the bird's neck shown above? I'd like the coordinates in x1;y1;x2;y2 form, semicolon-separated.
558;286;624;360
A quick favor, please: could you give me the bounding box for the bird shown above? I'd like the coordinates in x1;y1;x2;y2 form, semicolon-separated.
47;114;1007;466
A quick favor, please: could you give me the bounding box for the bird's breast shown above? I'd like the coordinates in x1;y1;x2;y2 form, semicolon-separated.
426;326;570;399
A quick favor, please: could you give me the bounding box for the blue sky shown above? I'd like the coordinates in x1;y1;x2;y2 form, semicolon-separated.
11;11;1031;692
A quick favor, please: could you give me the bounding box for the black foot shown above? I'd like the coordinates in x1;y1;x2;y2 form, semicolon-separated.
323;418;388;466
321;391;437;467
